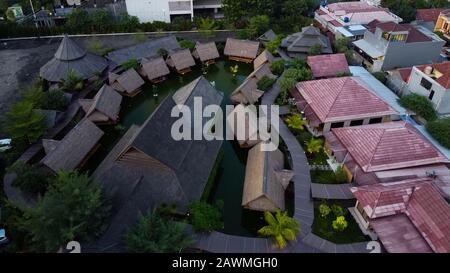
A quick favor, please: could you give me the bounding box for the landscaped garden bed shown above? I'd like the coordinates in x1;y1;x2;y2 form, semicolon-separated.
312;200;369;244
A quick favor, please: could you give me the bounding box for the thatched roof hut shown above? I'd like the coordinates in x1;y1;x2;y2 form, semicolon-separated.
230;63;276;104
281;26;333;58
224;38;260;63
90;77;223;252
41;118;104;172
254;49;274;70
140;57;170;83
109;68;145;97
242;142;293;212
192;42;220;64
79;84;122;124
106;36;181;66
40;35;108;83
166;49;196;74
227;104;269;148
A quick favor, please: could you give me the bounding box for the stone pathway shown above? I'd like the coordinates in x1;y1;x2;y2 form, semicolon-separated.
311;183;355;200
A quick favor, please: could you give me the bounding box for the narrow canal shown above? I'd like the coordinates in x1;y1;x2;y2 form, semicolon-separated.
83;59;267;236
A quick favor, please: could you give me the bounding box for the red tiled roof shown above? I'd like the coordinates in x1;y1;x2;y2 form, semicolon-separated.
416;8;445;22
368;21;432;43
294;77;397;123
397;67;412;82
307;53;350;78
329;20;343;27
351;178;450;253
331;122;449;172
327;2;382;13
415;62;450;88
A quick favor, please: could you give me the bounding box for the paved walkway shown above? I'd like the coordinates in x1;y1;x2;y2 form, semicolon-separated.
311;183;355;200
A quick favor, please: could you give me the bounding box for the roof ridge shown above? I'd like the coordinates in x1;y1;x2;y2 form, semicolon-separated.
364;126;388;171
324;77;351;120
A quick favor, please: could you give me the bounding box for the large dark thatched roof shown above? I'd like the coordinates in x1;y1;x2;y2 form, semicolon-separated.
40;35;108;83
106;36;181;65
90;77;223;252
41;118;104;172
281;26;333;55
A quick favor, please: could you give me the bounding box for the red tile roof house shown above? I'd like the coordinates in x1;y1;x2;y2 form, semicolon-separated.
415;8;445;31
391;62;450;115
324;121;450;187
291;76;399;136
352;20;445;72
350;178;450;253
314;1;402;34
307;53;350;79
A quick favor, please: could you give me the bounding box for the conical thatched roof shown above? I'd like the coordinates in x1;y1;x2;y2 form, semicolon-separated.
40;35;108;83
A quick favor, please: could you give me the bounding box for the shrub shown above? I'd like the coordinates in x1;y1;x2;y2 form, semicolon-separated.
188;201;223;233
335;166;348;183
40;90;70;111
179;39;196;50
121;58;140;70
8;161;49;195
319;203;331;218
198;18;218;38
248;15;270;39
308;43;322;56
171;17;193;31
290;58;308;70
426;118;450;148
332;216;348;232
62;70;83;92
157;48;168;57
125;209;193;253
257;76;276;91
399;93;437;121
285;113;306;131
336;71;352;77
265;35;285;55
333;37;350;53
372;71;387;84
270;59;286;75
331;204;346;217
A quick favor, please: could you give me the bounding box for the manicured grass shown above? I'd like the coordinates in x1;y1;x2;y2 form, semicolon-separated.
312;200;369;244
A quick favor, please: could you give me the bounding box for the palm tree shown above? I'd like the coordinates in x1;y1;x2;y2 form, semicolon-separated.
258;210;300;249
285;113;306;132
306;137;324;154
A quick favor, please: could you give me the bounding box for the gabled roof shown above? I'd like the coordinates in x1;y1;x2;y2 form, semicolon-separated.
307;53;350;78
242;142;291;212
231;63;276;104
415;62;450;88
294;77;397;123
224;38;260;59
281;26;332;54
40;35;108;82
140;57;170;80
368;21;432;43
79;84;122;122
331;121;449;172
258;29;277;42
254;49;274;70
106;36;181;65
192;42;220;62
109;68;145;94
166;49;196;71
41;118;104;172
351;178;450;253
416;8;444;22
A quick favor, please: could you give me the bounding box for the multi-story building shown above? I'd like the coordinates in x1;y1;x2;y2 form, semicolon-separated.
435;9;450;39
353;20;445;72
314;1;402;34
124;0;222;23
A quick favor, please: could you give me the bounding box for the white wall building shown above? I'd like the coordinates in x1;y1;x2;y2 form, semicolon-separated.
125;0;222;23
403;63;450;115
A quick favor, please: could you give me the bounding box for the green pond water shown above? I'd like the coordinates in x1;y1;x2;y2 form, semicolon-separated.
83;59;267;236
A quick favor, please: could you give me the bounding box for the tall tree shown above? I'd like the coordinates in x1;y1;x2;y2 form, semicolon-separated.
125;209;193;253
3;100;47;144
258;210;300;249
22;171;110;252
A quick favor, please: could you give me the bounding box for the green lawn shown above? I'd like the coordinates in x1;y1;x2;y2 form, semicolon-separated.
312;200;369;244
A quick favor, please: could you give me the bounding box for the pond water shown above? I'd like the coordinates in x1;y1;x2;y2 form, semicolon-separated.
83;59;267;236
